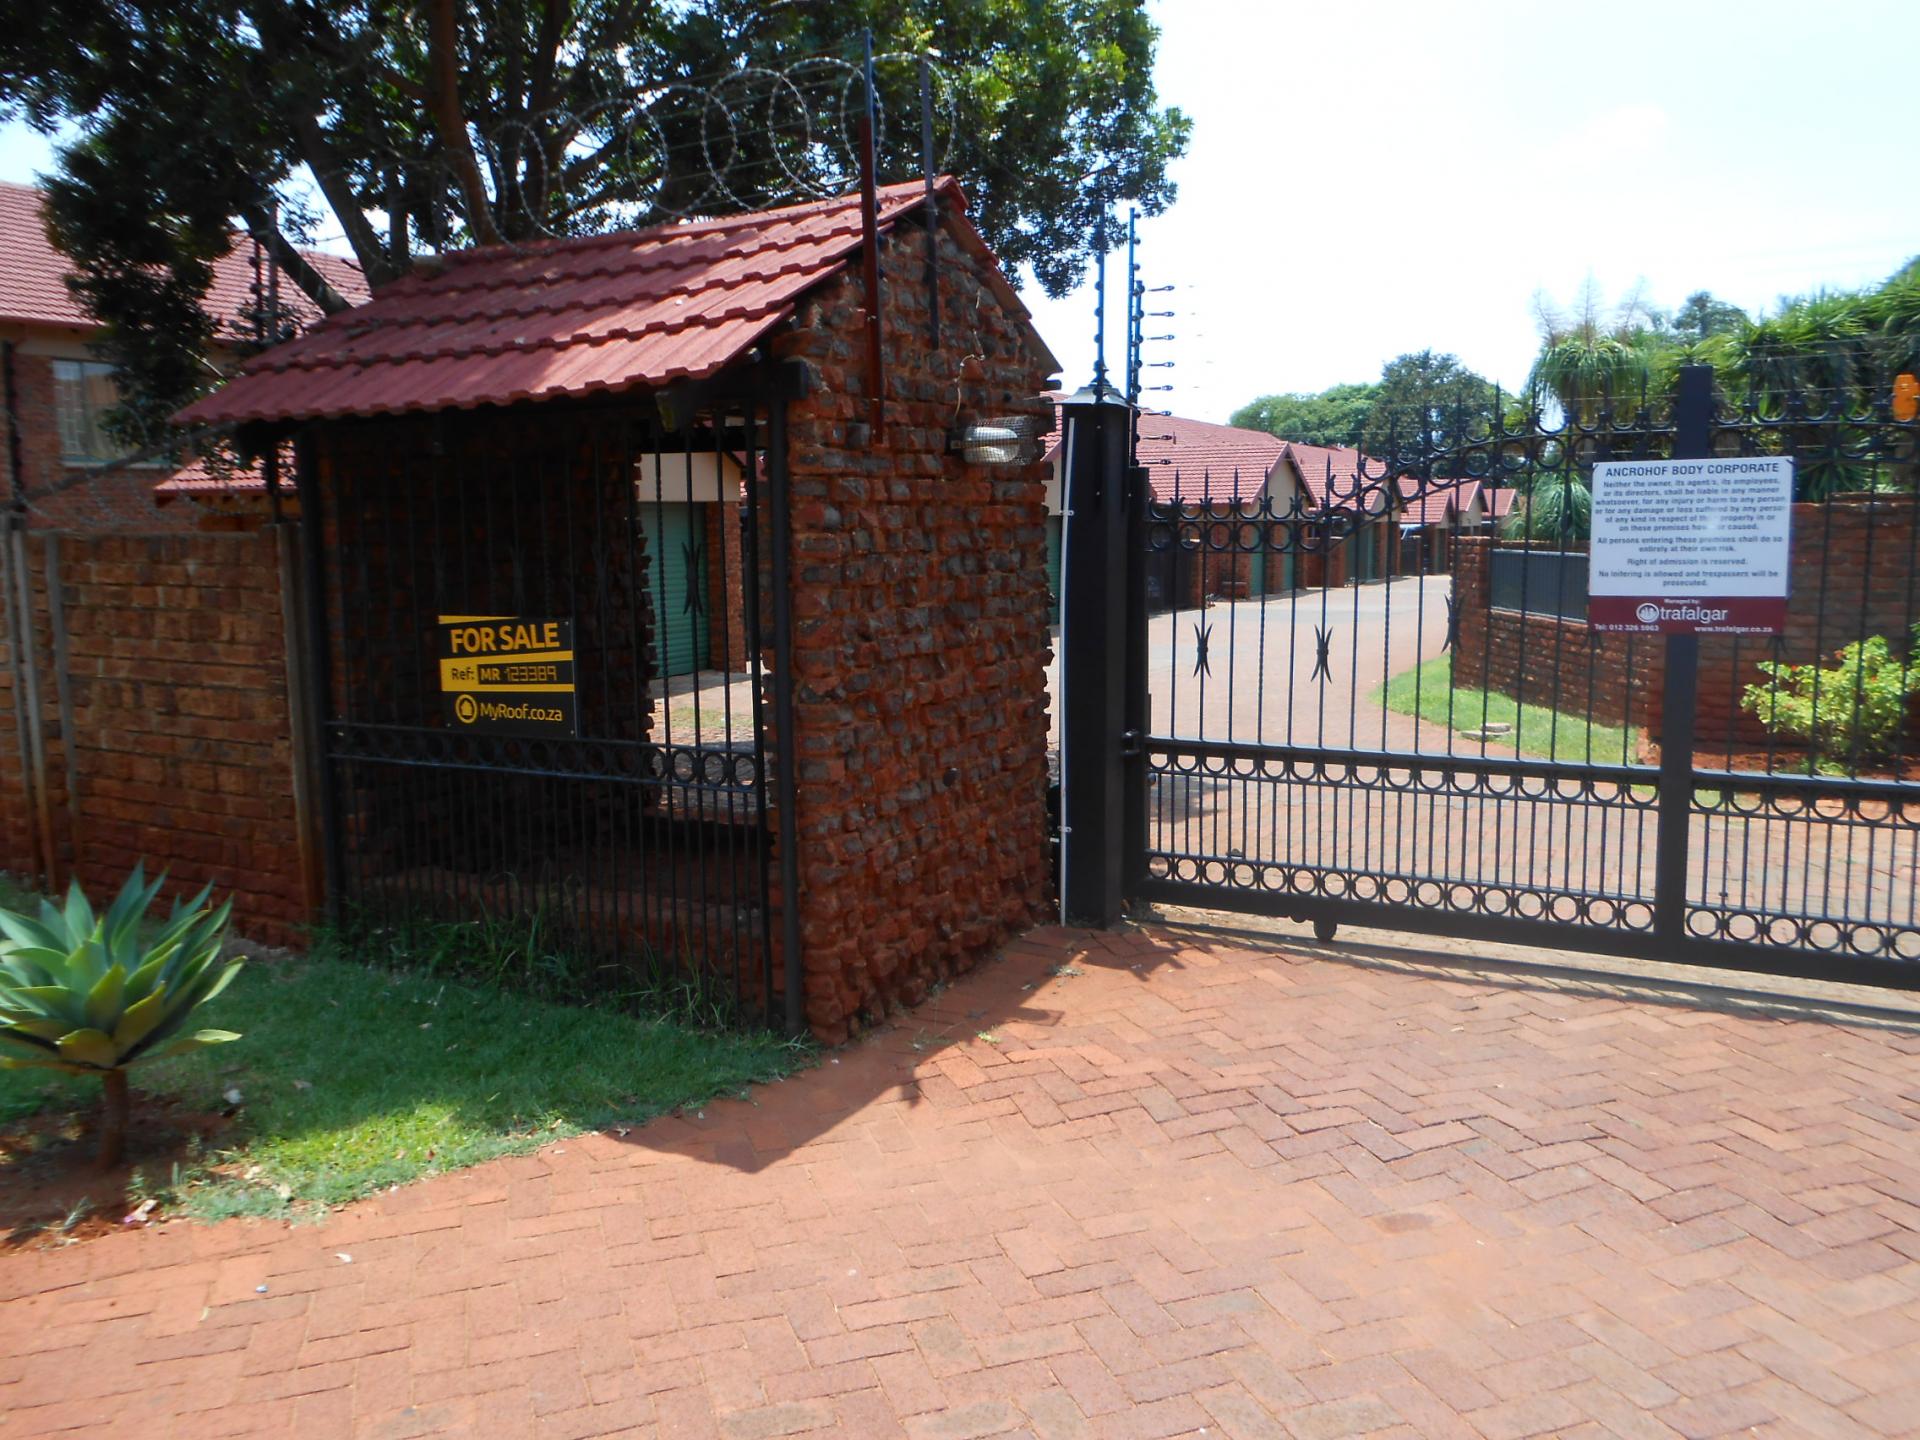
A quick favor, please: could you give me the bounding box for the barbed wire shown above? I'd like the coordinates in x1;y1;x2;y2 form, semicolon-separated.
291;49;961;254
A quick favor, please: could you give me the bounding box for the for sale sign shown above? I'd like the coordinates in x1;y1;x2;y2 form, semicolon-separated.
436;615;578;736
1587;457;1794;634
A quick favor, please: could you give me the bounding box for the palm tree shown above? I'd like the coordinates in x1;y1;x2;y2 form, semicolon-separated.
1526;282;1659;428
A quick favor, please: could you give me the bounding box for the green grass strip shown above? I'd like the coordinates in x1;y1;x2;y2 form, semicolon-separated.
1;939;807;1220
1371;653;1640;765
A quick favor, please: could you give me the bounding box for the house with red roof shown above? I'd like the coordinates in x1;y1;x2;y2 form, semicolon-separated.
1395;475;1488;573
1041;401;1410;611
0;180;369;531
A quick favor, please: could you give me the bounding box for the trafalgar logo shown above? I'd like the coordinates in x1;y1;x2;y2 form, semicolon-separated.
1636;600;1730;625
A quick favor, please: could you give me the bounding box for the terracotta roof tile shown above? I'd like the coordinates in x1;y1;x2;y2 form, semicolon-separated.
0;180;368;334
1041;396;1428;511
1396;476;1481;525
1041;399;1288;503
180;177;1026;426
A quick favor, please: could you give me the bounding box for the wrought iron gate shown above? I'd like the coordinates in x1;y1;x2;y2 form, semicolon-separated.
295;379;801;1024
1059;369;1920;989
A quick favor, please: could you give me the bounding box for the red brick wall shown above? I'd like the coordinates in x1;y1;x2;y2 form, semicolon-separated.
769;220;1056;1042
8;349;63;501
0;527;306;940
1453;536;1663;737
1455;499;1920;753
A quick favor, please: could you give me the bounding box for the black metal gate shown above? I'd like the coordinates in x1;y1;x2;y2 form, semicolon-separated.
1059;369;1920;989
294;376;802;1025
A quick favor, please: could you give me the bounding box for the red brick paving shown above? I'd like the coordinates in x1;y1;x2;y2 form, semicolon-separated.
3;926;1920;1438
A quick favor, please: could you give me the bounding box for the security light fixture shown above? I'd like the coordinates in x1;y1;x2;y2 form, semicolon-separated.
949;414;1045;465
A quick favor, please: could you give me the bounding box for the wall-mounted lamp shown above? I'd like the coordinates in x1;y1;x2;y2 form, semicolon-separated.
949;415;1045;465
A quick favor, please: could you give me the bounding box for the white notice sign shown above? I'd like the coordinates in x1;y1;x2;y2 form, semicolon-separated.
1587;457;1794;634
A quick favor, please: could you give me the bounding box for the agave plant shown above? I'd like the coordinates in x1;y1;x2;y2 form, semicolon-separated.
0;866;243;1168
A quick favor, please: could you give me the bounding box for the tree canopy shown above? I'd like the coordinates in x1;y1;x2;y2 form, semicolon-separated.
1228;382;1376;448
1229;353;1499;469
2;0;1190;445
1361;350;1498;464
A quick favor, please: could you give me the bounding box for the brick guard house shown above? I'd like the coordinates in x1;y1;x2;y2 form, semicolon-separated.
176;177;1060;1041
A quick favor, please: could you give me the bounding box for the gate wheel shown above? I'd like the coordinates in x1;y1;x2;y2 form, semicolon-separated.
1313;916;1338;944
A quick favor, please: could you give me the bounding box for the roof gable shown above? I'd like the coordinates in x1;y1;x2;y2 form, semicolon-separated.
1396;476;1482;525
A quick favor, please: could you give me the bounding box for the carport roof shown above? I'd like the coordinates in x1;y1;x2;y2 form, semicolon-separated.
180;176;1045;426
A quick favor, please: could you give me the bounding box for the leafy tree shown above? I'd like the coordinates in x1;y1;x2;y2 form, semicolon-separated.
1;0;1189;446
1229;382;1377;447
1667;290;1750;340
1360;350;1499;467
1502;474;1592;544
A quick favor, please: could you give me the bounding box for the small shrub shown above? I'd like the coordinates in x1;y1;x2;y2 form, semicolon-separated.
0;866;242;1167
1742;626;1920;769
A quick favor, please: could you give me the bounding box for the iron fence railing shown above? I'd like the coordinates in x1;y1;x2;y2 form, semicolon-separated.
1059;362;1920;987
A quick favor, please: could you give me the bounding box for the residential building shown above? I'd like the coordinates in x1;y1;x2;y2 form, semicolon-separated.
0;180;368;531
1041;402;1403;613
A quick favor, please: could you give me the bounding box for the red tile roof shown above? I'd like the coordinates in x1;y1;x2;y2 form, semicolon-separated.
1396;476;1481;526
152;451;287;503
1484;485;1519;519
0;180;367;335
1279;441;1383;510
1040;399;1420;510
1136;413;1287;503
1041;399;1287;503
181;176;1040;427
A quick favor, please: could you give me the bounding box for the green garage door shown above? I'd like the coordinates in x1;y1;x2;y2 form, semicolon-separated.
641;502;711;676
1045;515;1063;621
1247;544;1265;598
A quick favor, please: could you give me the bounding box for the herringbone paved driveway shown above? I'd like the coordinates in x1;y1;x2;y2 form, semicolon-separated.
5;928;1920;1439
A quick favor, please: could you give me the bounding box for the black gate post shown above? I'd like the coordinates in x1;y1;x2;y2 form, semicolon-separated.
1653;365;1713;952
1120;456;1150;893
1059;386;1133;926
292;429;344;926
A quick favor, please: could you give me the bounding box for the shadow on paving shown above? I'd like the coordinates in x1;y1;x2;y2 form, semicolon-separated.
612;926;1210;1173
612;914;1920;1179
1147;913;1920;1037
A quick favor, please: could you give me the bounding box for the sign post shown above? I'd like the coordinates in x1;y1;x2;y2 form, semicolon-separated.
1594;366;1793;952
436;615;578;737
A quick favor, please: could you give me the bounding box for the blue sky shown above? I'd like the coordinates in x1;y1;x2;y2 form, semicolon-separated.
5;0;1915;423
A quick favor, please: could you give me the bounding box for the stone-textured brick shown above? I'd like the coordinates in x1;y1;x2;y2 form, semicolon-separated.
768;222;1056;1042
